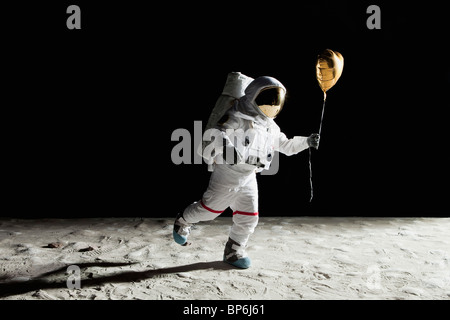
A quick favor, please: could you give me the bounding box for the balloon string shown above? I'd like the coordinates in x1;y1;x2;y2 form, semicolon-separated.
319;96;326;136
309;148;313;202
309;96;327;202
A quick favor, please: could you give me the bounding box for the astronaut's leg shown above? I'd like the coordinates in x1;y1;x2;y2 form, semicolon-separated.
224;173;259;269
173;168;235;245
228;211;259;246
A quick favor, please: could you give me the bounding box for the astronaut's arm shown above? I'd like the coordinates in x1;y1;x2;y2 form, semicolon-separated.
201;115;243;165
276;132;319;156
218;116;243;164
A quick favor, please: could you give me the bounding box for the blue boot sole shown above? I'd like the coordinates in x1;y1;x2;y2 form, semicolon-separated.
173;230;188;245
223;256;251;269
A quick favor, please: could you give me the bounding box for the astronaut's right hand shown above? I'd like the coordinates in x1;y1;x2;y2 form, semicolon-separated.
307;133;320;149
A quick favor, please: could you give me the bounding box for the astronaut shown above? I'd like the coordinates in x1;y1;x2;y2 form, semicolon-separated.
173;75;320;269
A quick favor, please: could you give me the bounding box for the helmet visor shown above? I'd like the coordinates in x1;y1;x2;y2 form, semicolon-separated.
254;87;285;118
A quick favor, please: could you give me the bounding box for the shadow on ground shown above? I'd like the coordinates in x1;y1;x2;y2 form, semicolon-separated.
0;260;235;298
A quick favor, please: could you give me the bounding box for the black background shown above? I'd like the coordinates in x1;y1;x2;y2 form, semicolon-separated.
3;1;448;218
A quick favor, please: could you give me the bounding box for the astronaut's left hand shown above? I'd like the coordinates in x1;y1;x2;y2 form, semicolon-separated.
307;133;320;149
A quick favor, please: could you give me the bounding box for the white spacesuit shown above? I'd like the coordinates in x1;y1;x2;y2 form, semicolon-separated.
173;75;320;269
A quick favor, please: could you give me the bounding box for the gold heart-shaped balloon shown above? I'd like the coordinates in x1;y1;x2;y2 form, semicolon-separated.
316;49;344;99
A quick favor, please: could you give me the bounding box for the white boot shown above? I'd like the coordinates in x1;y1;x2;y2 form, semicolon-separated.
223;238;251;269
173;213;193;245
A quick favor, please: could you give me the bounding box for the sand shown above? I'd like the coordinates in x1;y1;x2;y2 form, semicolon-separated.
0;217;449;300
